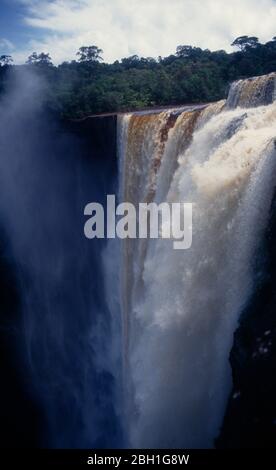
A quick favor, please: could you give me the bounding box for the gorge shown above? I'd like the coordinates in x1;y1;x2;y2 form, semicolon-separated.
0;70;275;448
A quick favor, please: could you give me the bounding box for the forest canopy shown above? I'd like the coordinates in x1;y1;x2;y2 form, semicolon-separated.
0;36;275;119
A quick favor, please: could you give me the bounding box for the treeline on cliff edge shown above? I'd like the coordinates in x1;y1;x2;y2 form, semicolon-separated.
0;35;275;119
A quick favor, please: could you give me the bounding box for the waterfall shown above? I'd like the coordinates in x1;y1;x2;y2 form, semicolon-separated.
226;72;276;109
116;74;276;448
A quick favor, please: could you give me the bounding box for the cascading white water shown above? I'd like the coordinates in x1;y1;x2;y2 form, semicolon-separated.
116;73;276;448
226;72;276;109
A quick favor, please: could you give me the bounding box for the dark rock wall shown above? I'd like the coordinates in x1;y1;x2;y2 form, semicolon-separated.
217;191;276;448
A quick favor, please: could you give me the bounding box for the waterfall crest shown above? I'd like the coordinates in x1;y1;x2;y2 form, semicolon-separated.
226;72;276;109
117;76;276;448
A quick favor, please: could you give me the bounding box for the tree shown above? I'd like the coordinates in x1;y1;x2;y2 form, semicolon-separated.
121;55;140;68
176;45;204;59
76;46;103;63
176;45;194;58
231;36;259;51
0;55;13;66
26;52;53;66
265;39;276;49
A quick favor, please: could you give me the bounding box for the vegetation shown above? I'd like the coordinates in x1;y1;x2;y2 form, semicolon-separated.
0;36;275;119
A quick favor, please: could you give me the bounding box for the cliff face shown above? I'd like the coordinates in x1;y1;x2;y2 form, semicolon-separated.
65;114;117;170
217;191;276;448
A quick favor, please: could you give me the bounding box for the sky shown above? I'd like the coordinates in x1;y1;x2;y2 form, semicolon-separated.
0;0;276;64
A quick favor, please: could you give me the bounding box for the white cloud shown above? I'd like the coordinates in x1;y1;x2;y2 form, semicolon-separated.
12;0;276;64
0;38;15;52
